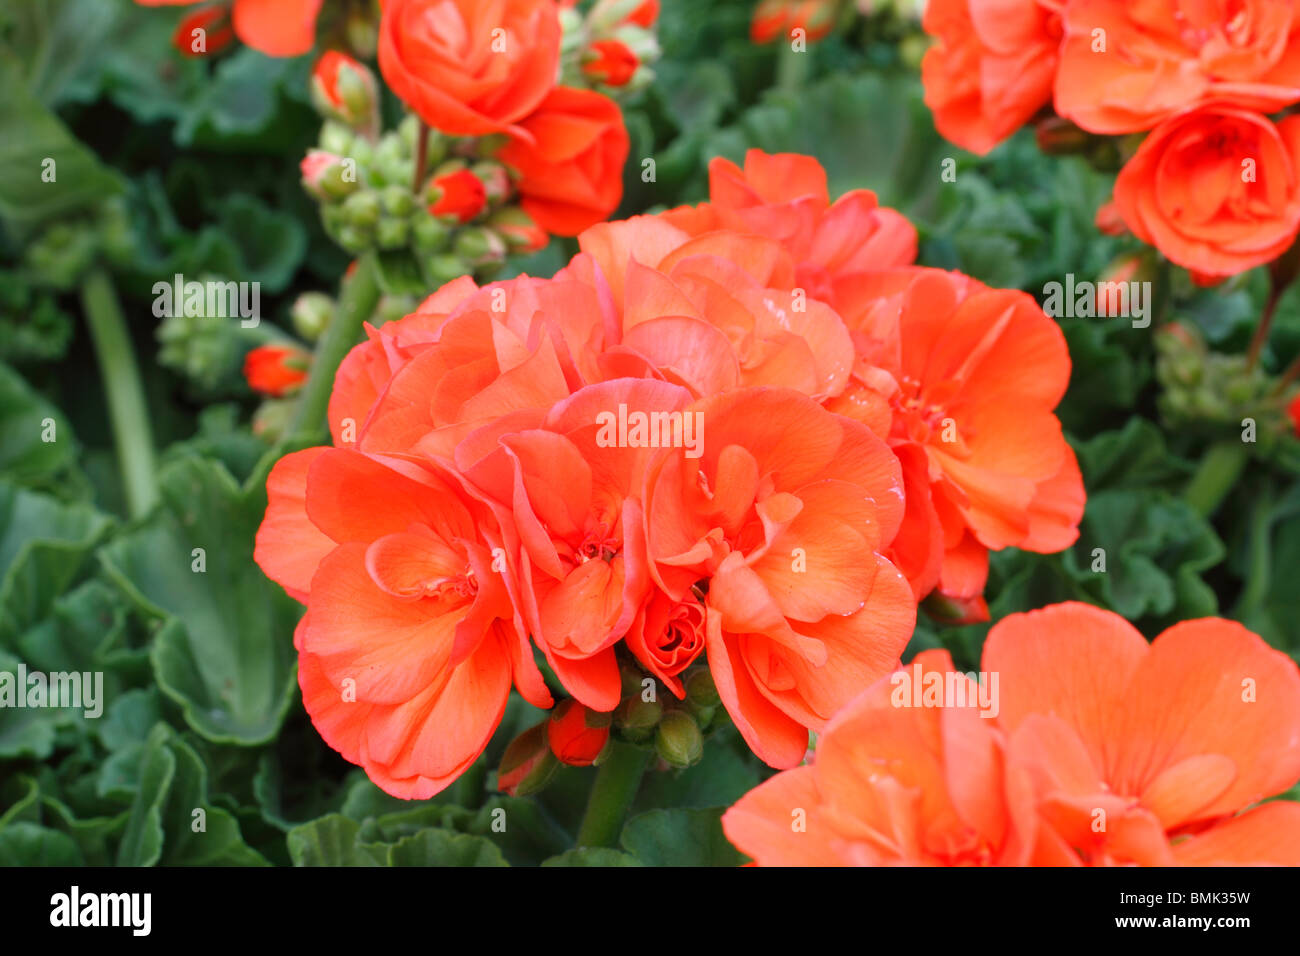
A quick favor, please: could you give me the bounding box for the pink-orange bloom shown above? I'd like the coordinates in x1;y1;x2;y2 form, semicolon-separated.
255;449;551;798
659;150;917;305
829;267;1083;601
921;0;1063;155
1055;0;1300;135
725;602;1300;866
643;387;914;767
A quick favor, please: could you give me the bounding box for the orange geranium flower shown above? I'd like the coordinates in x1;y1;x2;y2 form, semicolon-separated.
659;150;916;304
1055;0;1300;135
254;449;551;798
921;0;1063;155
498;87;630;236
138;0;322;58
1112;108;1300;278
377;0;561;136
829;267;1083;602
725;602;1300;866
643;387;914;768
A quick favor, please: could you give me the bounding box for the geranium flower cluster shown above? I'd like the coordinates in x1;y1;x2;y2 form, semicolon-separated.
254;149;1085;798
921;0;1300;279
725;602;1300;866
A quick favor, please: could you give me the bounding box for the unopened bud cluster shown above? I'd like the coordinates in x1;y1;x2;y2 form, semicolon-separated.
560;0;660;95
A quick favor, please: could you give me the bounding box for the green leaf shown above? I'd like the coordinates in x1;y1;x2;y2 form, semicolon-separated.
287;814;386;867
0;821;84;865
99;456;299;745
385;829;509;867
541;847;643;867
116;725;175;866
0;61;122;235
0;482;111;648
0;0;119;106
174;49;315;150
620;807;745;867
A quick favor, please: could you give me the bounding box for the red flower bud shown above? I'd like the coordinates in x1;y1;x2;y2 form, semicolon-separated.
1094;200;1128;237
625;0;659;27
488;207;549;253
244;344;310;397
582;40;639;87
1288;392;1300;438
172;3;235;58
311;51;380;135
498;722;559;796
428;169;487;224
750;0;789;44
547;699;612;766
923;591;990;626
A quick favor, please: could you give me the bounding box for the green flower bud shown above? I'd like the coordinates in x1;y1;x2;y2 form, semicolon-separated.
375;216;410;250
655;710;703;769
683;667;719;708
615;695;662;743
379;185;416;218
453;227;507;268
341;190;381;230
291;291;335;342
336;224;373;254
411;213;451;254
319;120;355;156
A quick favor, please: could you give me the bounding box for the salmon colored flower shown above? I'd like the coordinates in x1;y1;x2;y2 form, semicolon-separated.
171;3;235;57
548;699;612;765
659;150;916;305
428;169;488;224
499;86;630;236
626;591;707;696
456;378;697;710
724;648;1034;865
725;602;1300;866
992;603;1300;865
921;0;1063;155
377;0;561;136
139;0;322;58
1055;0;1300;135
751;0;838;44
1112;108;1300;278
643;387;914;767
829;267;1083;602
244;343;309;396
583;39;640;86
255;449;552;797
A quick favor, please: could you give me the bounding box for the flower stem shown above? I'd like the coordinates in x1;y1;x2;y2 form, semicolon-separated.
1247;282;1283;369
80;268;158;519
575;742;651;848
412;121;430;195
775;41;808;92
289;251;382;440
1182;439;1249;518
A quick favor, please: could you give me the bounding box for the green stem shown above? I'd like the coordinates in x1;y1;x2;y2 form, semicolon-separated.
1182;440;1249;518
80;268;158;519
1233;482;1274;621
775;41;808;92
575;742;651;848
289;252;382;440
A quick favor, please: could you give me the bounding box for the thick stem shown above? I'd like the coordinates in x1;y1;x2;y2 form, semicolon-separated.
575;742;651;848
1182;439;1249;518
775;41;808;92
412;121;430;195
288;252;382;440
1247;284;1283;369
80;268;159;518
1233;481;1274;621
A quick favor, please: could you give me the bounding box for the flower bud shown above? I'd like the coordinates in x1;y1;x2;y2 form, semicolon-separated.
615;695;663;743
244;344;311;398
341;190;381;230
1288;392;1300;438
1094;200;1128;237
654;710;703;769
487;207;548;254
427;167;488;224
412;213;452;254
683;667;719;709
301;150;358;201
469;161;512;205
311;51;380;138
582;39;639;87
453;227;507;268
290;291;334;342
375;216;410;250
172;4;234;58
379;184;416;218
319;121;355;156
922;592;990;626
498;722;559;796
547;699;612;767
